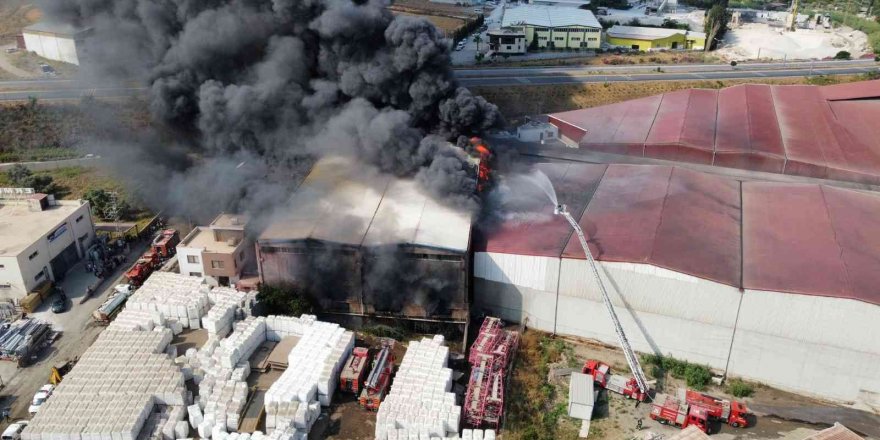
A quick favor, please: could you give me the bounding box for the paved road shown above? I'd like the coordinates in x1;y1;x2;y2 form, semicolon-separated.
0;60;876;100
453;58;879;77
457;65;880;87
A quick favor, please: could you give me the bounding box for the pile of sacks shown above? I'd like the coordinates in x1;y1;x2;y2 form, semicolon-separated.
375;336;460;440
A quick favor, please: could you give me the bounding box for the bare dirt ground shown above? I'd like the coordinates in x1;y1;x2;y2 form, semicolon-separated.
394;11;467;35
0;1;39;45
718;23;870;61
388;0;480;19
5;50;79;78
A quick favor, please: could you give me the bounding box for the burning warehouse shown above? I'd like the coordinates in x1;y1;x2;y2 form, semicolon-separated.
257;156;473;325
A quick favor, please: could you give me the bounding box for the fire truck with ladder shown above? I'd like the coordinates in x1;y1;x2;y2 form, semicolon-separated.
357;339;396;411
582;359;646;401
124;251;160;286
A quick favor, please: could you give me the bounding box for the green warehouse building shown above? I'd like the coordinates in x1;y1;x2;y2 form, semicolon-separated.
496;5;602;53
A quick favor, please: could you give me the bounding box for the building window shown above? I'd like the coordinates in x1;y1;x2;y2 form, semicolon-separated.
554;37;564;41
28;251;39;260
76;215;84;223
189;272;203;277
571;37;580;41
0;284;10;289
588;38;598;41
211;260;225;269
0;264;4;269
538;36;548;41
34;270;45;282
187;255;200;264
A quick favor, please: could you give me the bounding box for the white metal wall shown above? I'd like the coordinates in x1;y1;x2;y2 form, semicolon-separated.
474;251;880;402
728;290;880;402
23;32;80;65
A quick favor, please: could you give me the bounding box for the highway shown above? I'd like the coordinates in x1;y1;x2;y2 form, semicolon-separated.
0;59;877;101
456;63;880;87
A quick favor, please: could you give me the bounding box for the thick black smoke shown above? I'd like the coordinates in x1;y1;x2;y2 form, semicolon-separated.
43;0;502;219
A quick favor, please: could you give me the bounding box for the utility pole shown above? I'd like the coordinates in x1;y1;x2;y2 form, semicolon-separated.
107;191;120;237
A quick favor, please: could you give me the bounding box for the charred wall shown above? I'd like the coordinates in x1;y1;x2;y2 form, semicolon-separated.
257;241;468;323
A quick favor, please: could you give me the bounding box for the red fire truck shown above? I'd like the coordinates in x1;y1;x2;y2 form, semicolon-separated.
339;347;370;394
124;251;160;286
359;339;396;411
582;359;647;401
151;229;180;259
685;390;751;428
650;393;710;432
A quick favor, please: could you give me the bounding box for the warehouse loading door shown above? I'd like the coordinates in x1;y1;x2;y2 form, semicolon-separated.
50;243;79;282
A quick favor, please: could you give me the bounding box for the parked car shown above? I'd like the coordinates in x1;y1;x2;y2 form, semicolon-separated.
51;294;67;314
28;384;55;415
1;421;28;440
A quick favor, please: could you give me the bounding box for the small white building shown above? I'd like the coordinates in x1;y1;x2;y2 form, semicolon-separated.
0;191;95;300
22;21;92;66
517;120;560;143
568;373;595;420
177;213;252;288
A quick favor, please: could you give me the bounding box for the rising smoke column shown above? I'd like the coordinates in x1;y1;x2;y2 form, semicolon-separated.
43;0;502;219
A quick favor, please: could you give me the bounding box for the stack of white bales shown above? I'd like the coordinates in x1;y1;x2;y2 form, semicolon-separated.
110;309;167;331
195;317;265;436
21;329;187;440
264;317;354;410
461;429;497;440
375;335;459;440
127;273;210;331
264;315;310;341
202;287;249;337
138;405;189;440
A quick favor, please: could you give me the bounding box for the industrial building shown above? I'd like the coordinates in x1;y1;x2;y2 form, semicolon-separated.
0;191;95;300
257;156;472;324
474;162;880;403
606;25;706;50
21;21;92;65
548;80;880;185
529;0;592;8
500;5;602;50
177;213;253;287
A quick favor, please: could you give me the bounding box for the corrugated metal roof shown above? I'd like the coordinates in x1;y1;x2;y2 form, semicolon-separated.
607;25;706;40
259;156;471;252
502;5;601;29
548;81;880;185
476;162;880;305
23;21;90;37
801;423;865;440
569;372;594;406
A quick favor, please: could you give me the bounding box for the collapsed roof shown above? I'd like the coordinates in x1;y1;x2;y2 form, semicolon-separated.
259;156;472;254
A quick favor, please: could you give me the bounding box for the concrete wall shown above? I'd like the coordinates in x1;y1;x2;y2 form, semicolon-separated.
0;256;27;298
22;32;81;65
474;251;880;403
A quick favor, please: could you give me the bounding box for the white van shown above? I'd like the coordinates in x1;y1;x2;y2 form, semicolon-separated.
2;422;28;440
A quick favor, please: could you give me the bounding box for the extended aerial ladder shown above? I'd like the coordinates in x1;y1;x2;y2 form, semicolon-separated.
555;204;651;398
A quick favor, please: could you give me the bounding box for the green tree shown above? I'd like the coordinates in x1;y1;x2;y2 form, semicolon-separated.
704;1;731;51
834;50;852;59
472;34;483;52
8;164;32;185
7;164;58;194
257;283;314;316
83;188;131;221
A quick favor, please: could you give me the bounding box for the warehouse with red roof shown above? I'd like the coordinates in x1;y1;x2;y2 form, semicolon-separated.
547;80;880;185
474;162;880;403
